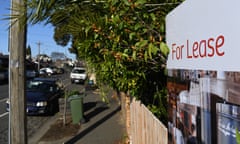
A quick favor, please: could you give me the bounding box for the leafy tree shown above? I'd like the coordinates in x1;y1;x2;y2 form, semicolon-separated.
237;129;240;144
23;0;183;124
51;52;65;60
26;45;31;56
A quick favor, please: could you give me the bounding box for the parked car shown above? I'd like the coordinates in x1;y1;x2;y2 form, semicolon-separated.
26;69;39;79
0;71;5;81
6;77;64;115
39;69;48;77
49;66;59;74
40;67;54;76
57;67;65;74
0;69;8;83
70;67;87;84
50;66;65;74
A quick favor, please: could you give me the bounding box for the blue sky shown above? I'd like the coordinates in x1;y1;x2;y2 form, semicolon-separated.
0;0;75;60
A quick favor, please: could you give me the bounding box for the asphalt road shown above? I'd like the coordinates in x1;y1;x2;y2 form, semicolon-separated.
0;70;82;144
0;83;9;144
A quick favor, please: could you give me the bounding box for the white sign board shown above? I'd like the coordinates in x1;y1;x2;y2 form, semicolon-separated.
166;0;240;71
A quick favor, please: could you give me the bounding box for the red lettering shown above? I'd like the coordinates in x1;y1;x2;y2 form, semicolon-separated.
199;40;207;57
172;43;184;60
216;35;225;56
187;40;192;58
192;42;199;58
176;45;182;60
185;34;225;59
207;38;215;57
172;43;176;60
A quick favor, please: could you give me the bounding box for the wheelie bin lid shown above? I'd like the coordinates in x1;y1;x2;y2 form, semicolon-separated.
68;94;85;101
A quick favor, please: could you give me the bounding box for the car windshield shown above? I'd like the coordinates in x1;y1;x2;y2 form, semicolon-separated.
72;69;85;74
26;80;56;93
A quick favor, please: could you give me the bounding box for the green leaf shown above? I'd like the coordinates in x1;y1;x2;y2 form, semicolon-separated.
152;44;159;55
111;0;118;6
94;33;99;39
134;23;142;31
160;42;169;57
132;50;136;60
150;13;156;21
133;16;137;21
148;43;159;56
148;43;153;59
160;24;165;33
119;22;124;30
135;40;148;48
142;28;148;33
143;13;148;18
122;53;129;58
124;49;129;53
85;26;91;36
135;0;147;5
112;15;120;24
115;35;120;42
129;32;136;40
122;0;131;6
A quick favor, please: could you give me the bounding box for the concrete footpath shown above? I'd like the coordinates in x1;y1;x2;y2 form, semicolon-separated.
29;88;127;144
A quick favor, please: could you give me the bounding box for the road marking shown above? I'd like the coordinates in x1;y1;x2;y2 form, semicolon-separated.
0;98;8;103
0;112;8;118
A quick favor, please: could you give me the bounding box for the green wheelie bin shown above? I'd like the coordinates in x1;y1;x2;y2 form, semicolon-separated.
68;94;86;124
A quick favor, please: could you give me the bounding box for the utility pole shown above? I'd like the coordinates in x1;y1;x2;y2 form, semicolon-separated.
36;41;41;71
9;0;27;143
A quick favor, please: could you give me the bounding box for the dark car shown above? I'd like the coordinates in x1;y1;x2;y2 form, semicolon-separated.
26;69;39;79
6;77;64;115
58;67;65;74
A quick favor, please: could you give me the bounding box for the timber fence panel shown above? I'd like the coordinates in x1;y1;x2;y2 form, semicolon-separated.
130;98;168;144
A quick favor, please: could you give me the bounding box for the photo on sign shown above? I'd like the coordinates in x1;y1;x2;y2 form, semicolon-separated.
167;70;240;144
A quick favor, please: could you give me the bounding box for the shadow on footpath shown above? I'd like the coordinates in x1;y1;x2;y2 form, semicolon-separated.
64;105;121;144
84;101;110;121
83;102;96;112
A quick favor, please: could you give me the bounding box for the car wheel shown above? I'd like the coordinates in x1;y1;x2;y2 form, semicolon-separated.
48;99;59;115
80;80;85;85
47;102;55;116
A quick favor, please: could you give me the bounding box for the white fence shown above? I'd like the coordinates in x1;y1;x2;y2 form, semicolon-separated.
130;98;168;144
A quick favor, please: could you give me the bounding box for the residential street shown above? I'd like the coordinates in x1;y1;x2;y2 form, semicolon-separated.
0;72;74;144
31;86;126;144
0;71;126;144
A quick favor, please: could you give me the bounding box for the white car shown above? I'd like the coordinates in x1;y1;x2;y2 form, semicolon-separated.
70;67;87;84
40;67;54;76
